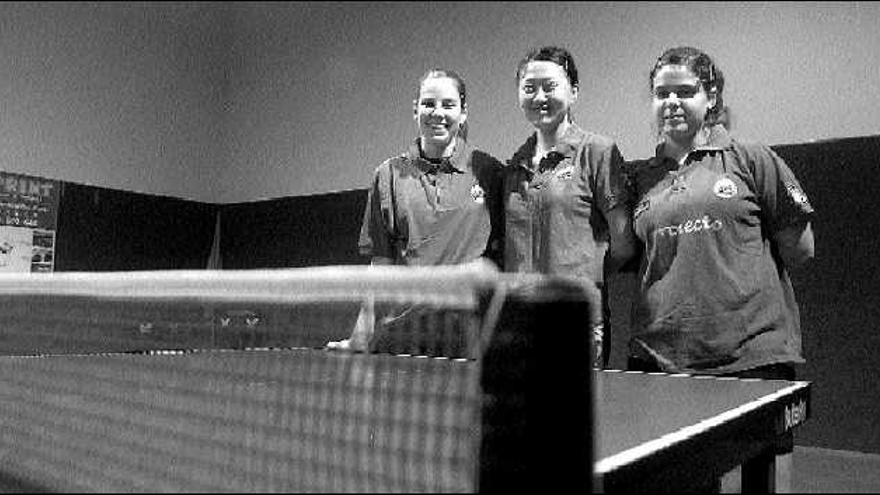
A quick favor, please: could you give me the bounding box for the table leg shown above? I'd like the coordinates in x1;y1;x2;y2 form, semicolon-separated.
741;448;776;493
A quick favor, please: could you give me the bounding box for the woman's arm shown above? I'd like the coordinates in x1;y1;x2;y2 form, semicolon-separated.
325;256;394;352
605;205;637;274
774;222;815;269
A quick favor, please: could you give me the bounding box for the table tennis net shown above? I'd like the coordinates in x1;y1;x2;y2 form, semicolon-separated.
0;261;594;493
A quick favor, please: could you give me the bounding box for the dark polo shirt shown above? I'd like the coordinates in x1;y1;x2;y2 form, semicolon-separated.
503;124;627;284
624;125;814;374
358;138;504;267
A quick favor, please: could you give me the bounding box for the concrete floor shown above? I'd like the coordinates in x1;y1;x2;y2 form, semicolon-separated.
721;446;880;493
793;446;880;493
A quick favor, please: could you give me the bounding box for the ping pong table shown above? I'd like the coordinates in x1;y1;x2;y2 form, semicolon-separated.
595;369;811;493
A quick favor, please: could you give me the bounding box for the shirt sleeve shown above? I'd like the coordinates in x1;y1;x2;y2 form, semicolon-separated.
473;151;506;270
743;143;815;234
591;137;630;213
620;159;643;210
358;160;395;259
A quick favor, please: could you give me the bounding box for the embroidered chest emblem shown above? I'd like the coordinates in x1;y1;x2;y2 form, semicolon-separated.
786;183;810;206
471;183;485;204
554;165;574;181
713;176;738;199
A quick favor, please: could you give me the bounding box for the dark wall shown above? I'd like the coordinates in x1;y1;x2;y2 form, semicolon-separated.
54;183;217;271
771;136;880;453
218;189;369;269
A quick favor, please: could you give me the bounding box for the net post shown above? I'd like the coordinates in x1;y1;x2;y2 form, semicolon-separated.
476;276;595;493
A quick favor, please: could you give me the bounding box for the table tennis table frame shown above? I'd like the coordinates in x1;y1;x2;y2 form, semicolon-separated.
595;370;811;493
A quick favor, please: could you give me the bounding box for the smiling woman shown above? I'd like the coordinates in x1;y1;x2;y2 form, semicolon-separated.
624;45;815;377
501;46;635;368
622;45;817;493
414;69;469;156
324;68;504;354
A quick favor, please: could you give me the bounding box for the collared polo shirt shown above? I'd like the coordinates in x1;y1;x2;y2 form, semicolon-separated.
358;138;504;267
502;124;627;285
624;125;815;374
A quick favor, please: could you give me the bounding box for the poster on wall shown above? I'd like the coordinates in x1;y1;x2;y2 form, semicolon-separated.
0;172;60;273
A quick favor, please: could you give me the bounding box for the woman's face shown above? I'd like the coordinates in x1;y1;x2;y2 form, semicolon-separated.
652;64;715;145
518;60;577;133
414;76;466;153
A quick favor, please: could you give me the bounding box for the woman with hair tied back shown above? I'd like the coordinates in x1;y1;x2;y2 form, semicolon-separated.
325;68;504;357
503;46;635;368
622;46;815;492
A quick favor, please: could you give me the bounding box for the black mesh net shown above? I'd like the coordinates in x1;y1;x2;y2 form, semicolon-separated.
0;262;593;493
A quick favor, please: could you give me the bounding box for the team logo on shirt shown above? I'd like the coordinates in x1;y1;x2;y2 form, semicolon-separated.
655;215;724;238
471;183;485;204
633;198;650;219
712;176;738;199
786;183;810;206
555;165;574;181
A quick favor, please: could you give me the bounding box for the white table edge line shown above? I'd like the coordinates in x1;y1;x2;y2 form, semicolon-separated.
594;382;808;474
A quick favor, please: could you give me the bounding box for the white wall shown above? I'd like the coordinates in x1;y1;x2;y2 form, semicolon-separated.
0;2;227;202
1;2;878;203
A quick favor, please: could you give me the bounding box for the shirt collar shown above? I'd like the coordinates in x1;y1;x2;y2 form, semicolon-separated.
695;124;732;151
648;124;733;168
509;123;586;172
406;137;467;174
